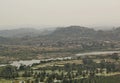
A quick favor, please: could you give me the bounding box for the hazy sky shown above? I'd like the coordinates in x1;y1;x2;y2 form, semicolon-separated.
0;0;120;29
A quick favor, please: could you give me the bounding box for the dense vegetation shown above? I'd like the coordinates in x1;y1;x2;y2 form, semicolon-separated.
0;53;120;83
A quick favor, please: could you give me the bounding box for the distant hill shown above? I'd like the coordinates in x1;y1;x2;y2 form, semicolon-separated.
49;26;96;39
0;28;53;38
46;26;120;41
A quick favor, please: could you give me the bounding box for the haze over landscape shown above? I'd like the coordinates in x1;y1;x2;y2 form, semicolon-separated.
0;0;120;30
1;0;120;83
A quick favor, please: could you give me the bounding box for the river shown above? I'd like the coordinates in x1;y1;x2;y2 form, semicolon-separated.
0;51;120;67
76;51;120;56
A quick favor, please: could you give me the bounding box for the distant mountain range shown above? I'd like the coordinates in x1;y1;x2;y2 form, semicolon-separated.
0;26;120;45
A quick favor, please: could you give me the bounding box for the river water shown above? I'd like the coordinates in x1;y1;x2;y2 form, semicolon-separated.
76;51;120;56
0;51;120;67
